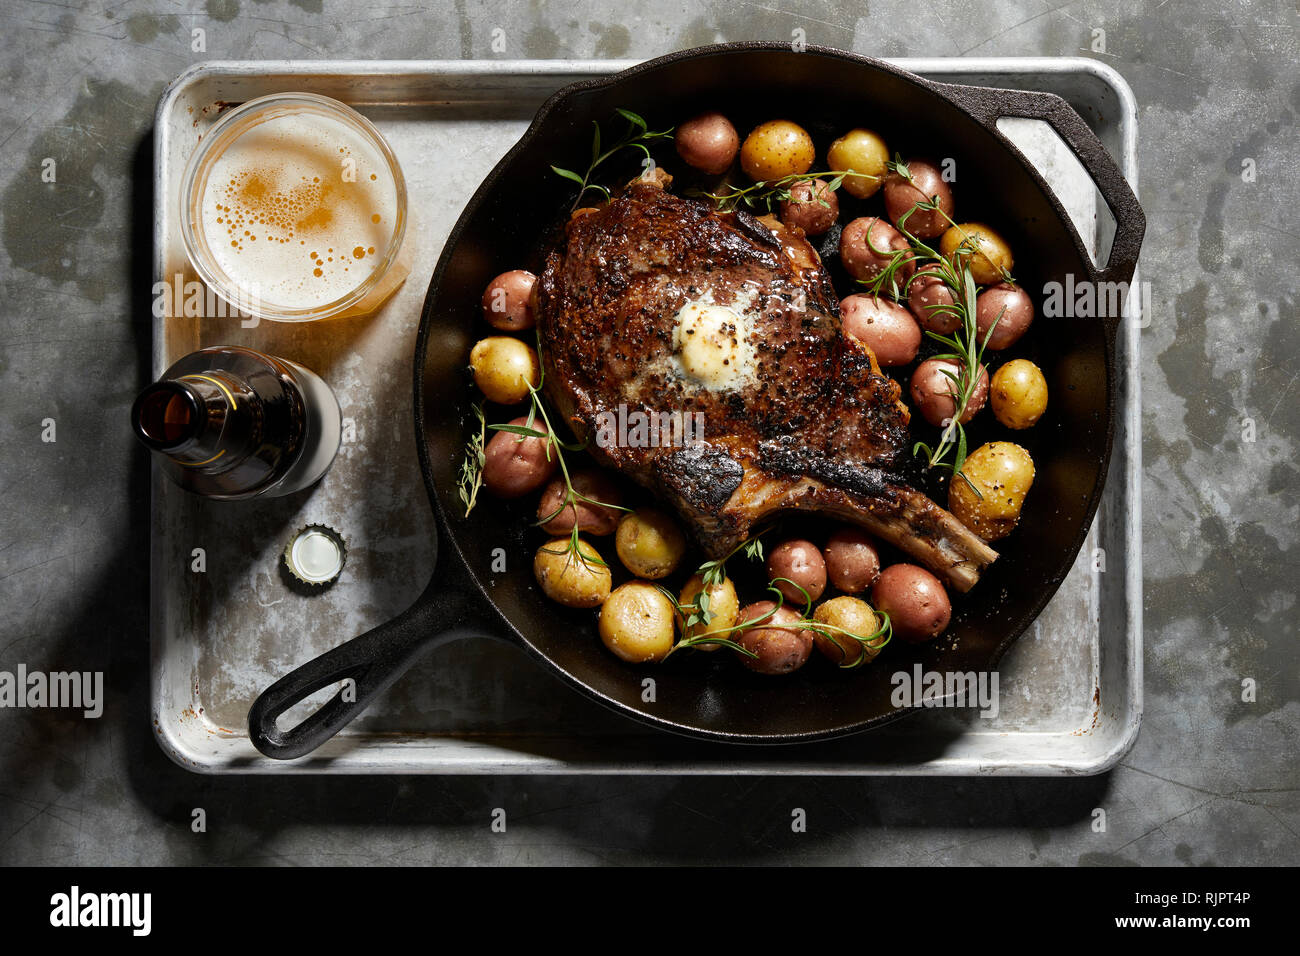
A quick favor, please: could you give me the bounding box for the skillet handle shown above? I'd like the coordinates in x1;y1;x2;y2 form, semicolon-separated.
936;82;1146;294
247;554;499;761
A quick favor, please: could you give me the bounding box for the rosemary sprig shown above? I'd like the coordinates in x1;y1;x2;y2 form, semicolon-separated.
457;401;487;516
700;169;859;214
550;108;675;211
854;199;1011;492
859;221;918;301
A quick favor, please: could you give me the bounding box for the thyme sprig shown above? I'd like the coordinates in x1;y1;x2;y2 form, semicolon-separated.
669;531;769;643
666;581;893;669
700;169;860;214
463;336;626;571
550;108;675;211
885;153;915;187
457;400;487;517
491;367;627;572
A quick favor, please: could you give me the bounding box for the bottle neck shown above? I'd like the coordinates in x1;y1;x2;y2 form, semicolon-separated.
131;373;256;469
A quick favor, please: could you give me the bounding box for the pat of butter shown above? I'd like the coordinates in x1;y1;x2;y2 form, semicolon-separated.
670;298;757;391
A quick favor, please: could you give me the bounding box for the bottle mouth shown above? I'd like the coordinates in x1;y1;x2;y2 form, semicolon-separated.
132;383;203;450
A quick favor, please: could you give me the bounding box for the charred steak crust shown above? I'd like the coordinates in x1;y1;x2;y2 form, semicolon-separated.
536;182;997;591
653;444;745;515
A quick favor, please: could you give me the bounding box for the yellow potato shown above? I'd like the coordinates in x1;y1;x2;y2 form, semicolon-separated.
991;359;1048;429
939;222;1014;285
615;508;687;579
826;128;889;198
740;120;815;182
469;336;539;404
678;573;740;650
599;581;677;663
812;596;884;666
533;536;611;608
949;442;1035;542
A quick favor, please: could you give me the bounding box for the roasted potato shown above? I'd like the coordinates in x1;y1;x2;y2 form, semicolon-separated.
536;468;624;535
906;265;960;334
533;536;611;608
871;564;951;643
813;596;884;666
740;120;815;182
615;507;687;579
675;111;740;175
822;527;881;593
883;158;954;238
599;580;676;663
948;441;1036;541
481;269;537;331
482;416;557;498
991;359;1048;430
976;282;1035;350
734;601;814;675
779;178;839;236
469;336;539;405
840;293;922;367
826;128;888;198
939;222;1013;285
678;573;740;650
766;538;827;605
909;357;989;427
839;216;914;286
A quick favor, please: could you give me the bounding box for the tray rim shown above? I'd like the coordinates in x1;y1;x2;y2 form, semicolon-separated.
150;55;1142;776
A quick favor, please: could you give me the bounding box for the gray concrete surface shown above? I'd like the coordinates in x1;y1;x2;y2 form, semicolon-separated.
0;0;1295;865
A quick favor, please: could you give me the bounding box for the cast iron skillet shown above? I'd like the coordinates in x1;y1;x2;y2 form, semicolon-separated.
249;43;1144;759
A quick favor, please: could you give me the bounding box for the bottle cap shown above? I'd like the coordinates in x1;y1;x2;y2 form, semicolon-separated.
283;525;347;587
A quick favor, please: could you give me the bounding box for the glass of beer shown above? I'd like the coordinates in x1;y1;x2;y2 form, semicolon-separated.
180;92;408;322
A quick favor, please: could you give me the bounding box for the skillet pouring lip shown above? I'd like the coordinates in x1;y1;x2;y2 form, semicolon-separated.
412;42;1141;745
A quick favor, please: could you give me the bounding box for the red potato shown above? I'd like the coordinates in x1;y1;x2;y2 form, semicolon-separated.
871;564;952;643
906;266;960;334
976;282;1035;350
840;294;922;367
481;269;537;331
909;358;989;427
482;416;557;498
536;468;624;536
734;600;815;675
779;179;839;237
883;159;955;238
766;539;827;605
839;216;915;286
822;527;881;593
675;111;740;175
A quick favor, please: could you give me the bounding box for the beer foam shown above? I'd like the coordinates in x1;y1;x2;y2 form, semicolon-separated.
200;109;399;311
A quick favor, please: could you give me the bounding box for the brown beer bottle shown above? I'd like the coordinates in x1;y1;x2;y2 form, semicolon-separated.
131;346;341;499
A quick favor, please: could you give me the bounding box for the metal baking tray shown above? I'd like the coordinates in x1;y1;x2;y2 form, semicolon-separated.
150;57;1142;774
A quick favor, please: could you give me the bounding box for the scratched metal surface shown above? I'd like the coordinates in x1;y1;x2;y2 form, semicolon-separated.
0;0;1295;866
148;60;1134;774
